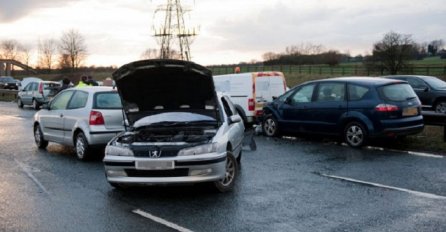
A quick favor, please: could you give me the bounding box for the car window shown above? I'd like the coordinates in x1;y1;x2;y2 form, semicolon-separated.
290;84;315;104
221;96;236;117
316;83;345;102
277;89;295;102
50;90;74;110
422;76;446;89
378;83;417;102
67;91;88;109
348;84;369;101
94;92;122;109
406;77;427;89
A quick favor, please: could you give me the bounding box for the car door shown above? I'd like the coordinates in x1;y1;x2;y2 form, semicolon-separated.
280;83;316;132
405;77;432;106
221;96;244;152
62;90;89;144
39;90;75;143
21;82;34;105
308;82;347;134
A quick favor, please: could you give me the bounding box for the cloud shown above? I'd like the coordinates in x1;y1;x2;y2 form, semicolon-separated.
0;0;77;22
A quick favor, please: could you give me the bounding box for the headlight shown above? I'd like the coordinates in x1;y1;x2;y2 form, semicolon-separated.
178;143;217;156
105;145;134;156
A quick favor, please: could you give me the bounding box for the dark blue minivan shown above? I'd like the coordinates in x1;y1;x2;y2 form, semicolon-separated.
262;77;424;147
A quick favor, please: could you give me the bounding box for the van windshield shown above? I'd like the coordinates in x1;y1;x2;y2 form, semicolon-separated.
378;83;417;102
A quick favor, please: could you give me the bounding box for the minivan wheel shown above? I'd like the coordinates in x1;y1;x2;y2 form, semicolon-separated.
32;99;40;110
213;152;238;193
75;132;91;161
434;101;446;113
34;125;48;149
263;116;279;137
17;98;23;108
344;122;367;148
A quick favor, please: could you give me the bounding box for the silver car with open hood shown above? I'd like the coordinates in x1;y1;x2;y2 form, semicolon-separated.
104;59;244;192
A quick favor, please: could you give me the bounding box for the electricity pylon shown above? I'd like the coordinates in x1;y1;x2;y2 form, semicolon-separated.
153;0;197;61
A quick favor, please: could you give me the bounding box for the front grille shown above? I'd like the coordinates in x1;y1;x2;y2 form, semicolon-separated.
125;169;189;177
132;145;180;158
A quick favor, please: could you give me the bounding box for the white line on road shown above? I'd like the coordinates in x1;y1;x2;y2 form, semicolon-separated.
320;173;446;200
133;209;194;232
363;145;444;159
14;159;50;195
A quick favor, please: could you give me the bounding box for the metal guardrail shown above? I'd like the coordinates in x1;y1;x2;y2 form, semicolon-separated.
0;89;18;101
422;111;446;142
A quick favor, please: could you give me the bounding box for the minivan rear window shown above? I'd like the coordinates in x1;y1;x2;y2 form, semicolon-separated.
378;83;417;102
95;92;122;109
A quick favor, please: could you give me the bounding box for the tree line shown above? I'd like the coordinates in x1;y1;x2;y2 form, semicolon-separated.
0;29;88;73
262;32;444;75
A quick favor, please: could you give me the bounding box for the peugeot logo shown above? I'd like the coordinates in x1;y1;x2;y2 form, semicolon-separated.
149;148;162;158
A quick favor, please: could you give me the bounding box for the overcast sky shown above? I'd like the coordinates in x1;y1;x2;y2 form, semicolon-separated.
0;0;445;67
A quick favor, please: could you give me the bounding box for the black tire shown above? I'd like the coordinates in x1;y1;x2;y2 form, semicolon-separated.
75;132;91;161
17;97;23;108
262;115;279;137
213;152;238;193
32;99;40;110
434;101;446;113
34;124;48;149
344;121;367;148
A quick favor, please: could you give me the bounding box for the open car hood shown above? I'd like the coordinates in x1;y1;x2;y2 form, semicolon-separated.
113;59;220;125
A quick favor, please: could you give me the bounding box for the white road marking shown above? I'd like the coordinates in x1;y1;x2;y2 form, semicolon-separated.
362;145;444;159
320;173;446;200
133;209;194;232
14;159;50;195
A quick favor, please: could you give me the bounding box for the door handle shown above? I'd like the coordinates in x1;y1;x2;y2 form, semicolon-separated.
60;114;64;118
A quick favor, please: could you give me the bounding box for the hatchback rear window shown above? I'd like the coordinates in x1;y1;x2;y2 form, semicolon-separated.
95;92;122;109
378;83;417;102
43;83;61;90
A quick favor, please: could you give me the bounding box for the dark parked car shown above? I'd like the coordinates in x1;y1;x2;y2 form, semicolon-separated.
384;75;446;113
262;77;424;147
0;76;20;90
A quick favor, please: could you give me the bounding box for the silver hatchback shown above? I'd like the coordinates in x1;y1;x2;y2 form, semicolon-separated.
33;87;124;160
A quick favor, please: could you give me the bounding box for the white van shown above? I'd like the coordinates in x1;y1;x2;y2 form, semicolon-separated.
213;72;287;124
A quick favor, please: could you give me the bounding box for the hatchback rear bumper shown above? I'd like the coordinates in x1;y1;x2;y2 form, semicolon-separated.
371;124;424;138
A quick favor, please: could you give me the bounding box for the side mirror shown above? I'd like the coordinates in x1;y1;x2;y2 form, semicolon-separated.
285;97;292;104
423;86;429;92
272;96;278;101
228;115;242;124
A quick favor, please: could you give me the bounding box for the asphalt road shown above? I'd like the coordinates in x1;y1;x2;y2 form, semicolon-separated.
0;101;445;232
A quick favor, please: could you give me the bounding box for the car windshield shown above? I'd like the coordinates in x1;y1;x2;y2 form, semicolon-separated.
378;83;418;102
423;76;446;89
94;92;122;109
1;77;15;82
43;83;61;90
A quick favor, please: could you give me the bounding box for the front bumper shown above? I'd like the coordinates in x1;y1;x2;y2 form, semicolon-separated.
103;152;227;185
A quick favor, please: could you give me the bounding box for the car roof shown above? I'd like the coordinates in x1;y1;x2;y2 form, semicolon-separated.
69;86;117;93
304;76;406;86
382;75;439;80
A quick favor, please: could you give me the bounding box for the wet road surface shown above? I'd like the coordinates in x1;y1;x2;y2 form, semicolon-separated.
0;101;445;231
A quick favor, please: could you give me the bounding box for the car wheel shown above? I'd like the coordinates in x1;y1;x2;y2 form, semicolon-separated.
434;101;446;113
34;124;48;149
344;122;367;148
75;132;91;161
32;99;40;110
17;98;23;108
263;116;279;137
213;152;238;193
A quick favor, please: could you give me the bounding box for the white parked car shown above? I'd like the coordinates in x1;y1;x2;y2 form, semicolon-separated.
33;87;124;160
103;59;245;192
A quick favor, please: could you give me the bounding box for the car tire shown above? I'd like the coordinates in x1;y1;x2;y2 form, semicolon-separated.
75;132;91;161
344;121;367;148
213;151;238;193
32;99;40;110
17;98;23;108
263;115;279;137
434;101;446;113
34;124;48;149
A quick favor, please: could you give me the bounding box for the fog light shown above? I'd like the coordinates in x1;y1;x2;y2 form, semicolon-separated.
106;170;127;177
190;169;212;176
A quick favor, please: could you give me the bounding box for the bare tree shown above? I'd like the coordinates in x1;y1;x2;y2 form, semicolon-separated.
18;44;32;68
262;52;279;62
140;48;159;59
59;29;87;72
428;40;444;56
372;31;416;75
0;39;21;60
38;39;57;72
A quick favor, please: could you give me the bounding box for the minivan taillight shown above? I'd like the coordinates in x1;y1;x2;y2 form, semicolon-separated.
38;83;43;95
375;104;399;112
248;98;255;111
89;111;105;125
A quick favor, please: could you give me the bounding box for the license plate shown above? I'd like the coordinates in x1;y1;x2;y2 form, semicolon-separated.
135;161;174;170
403;107;418;116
